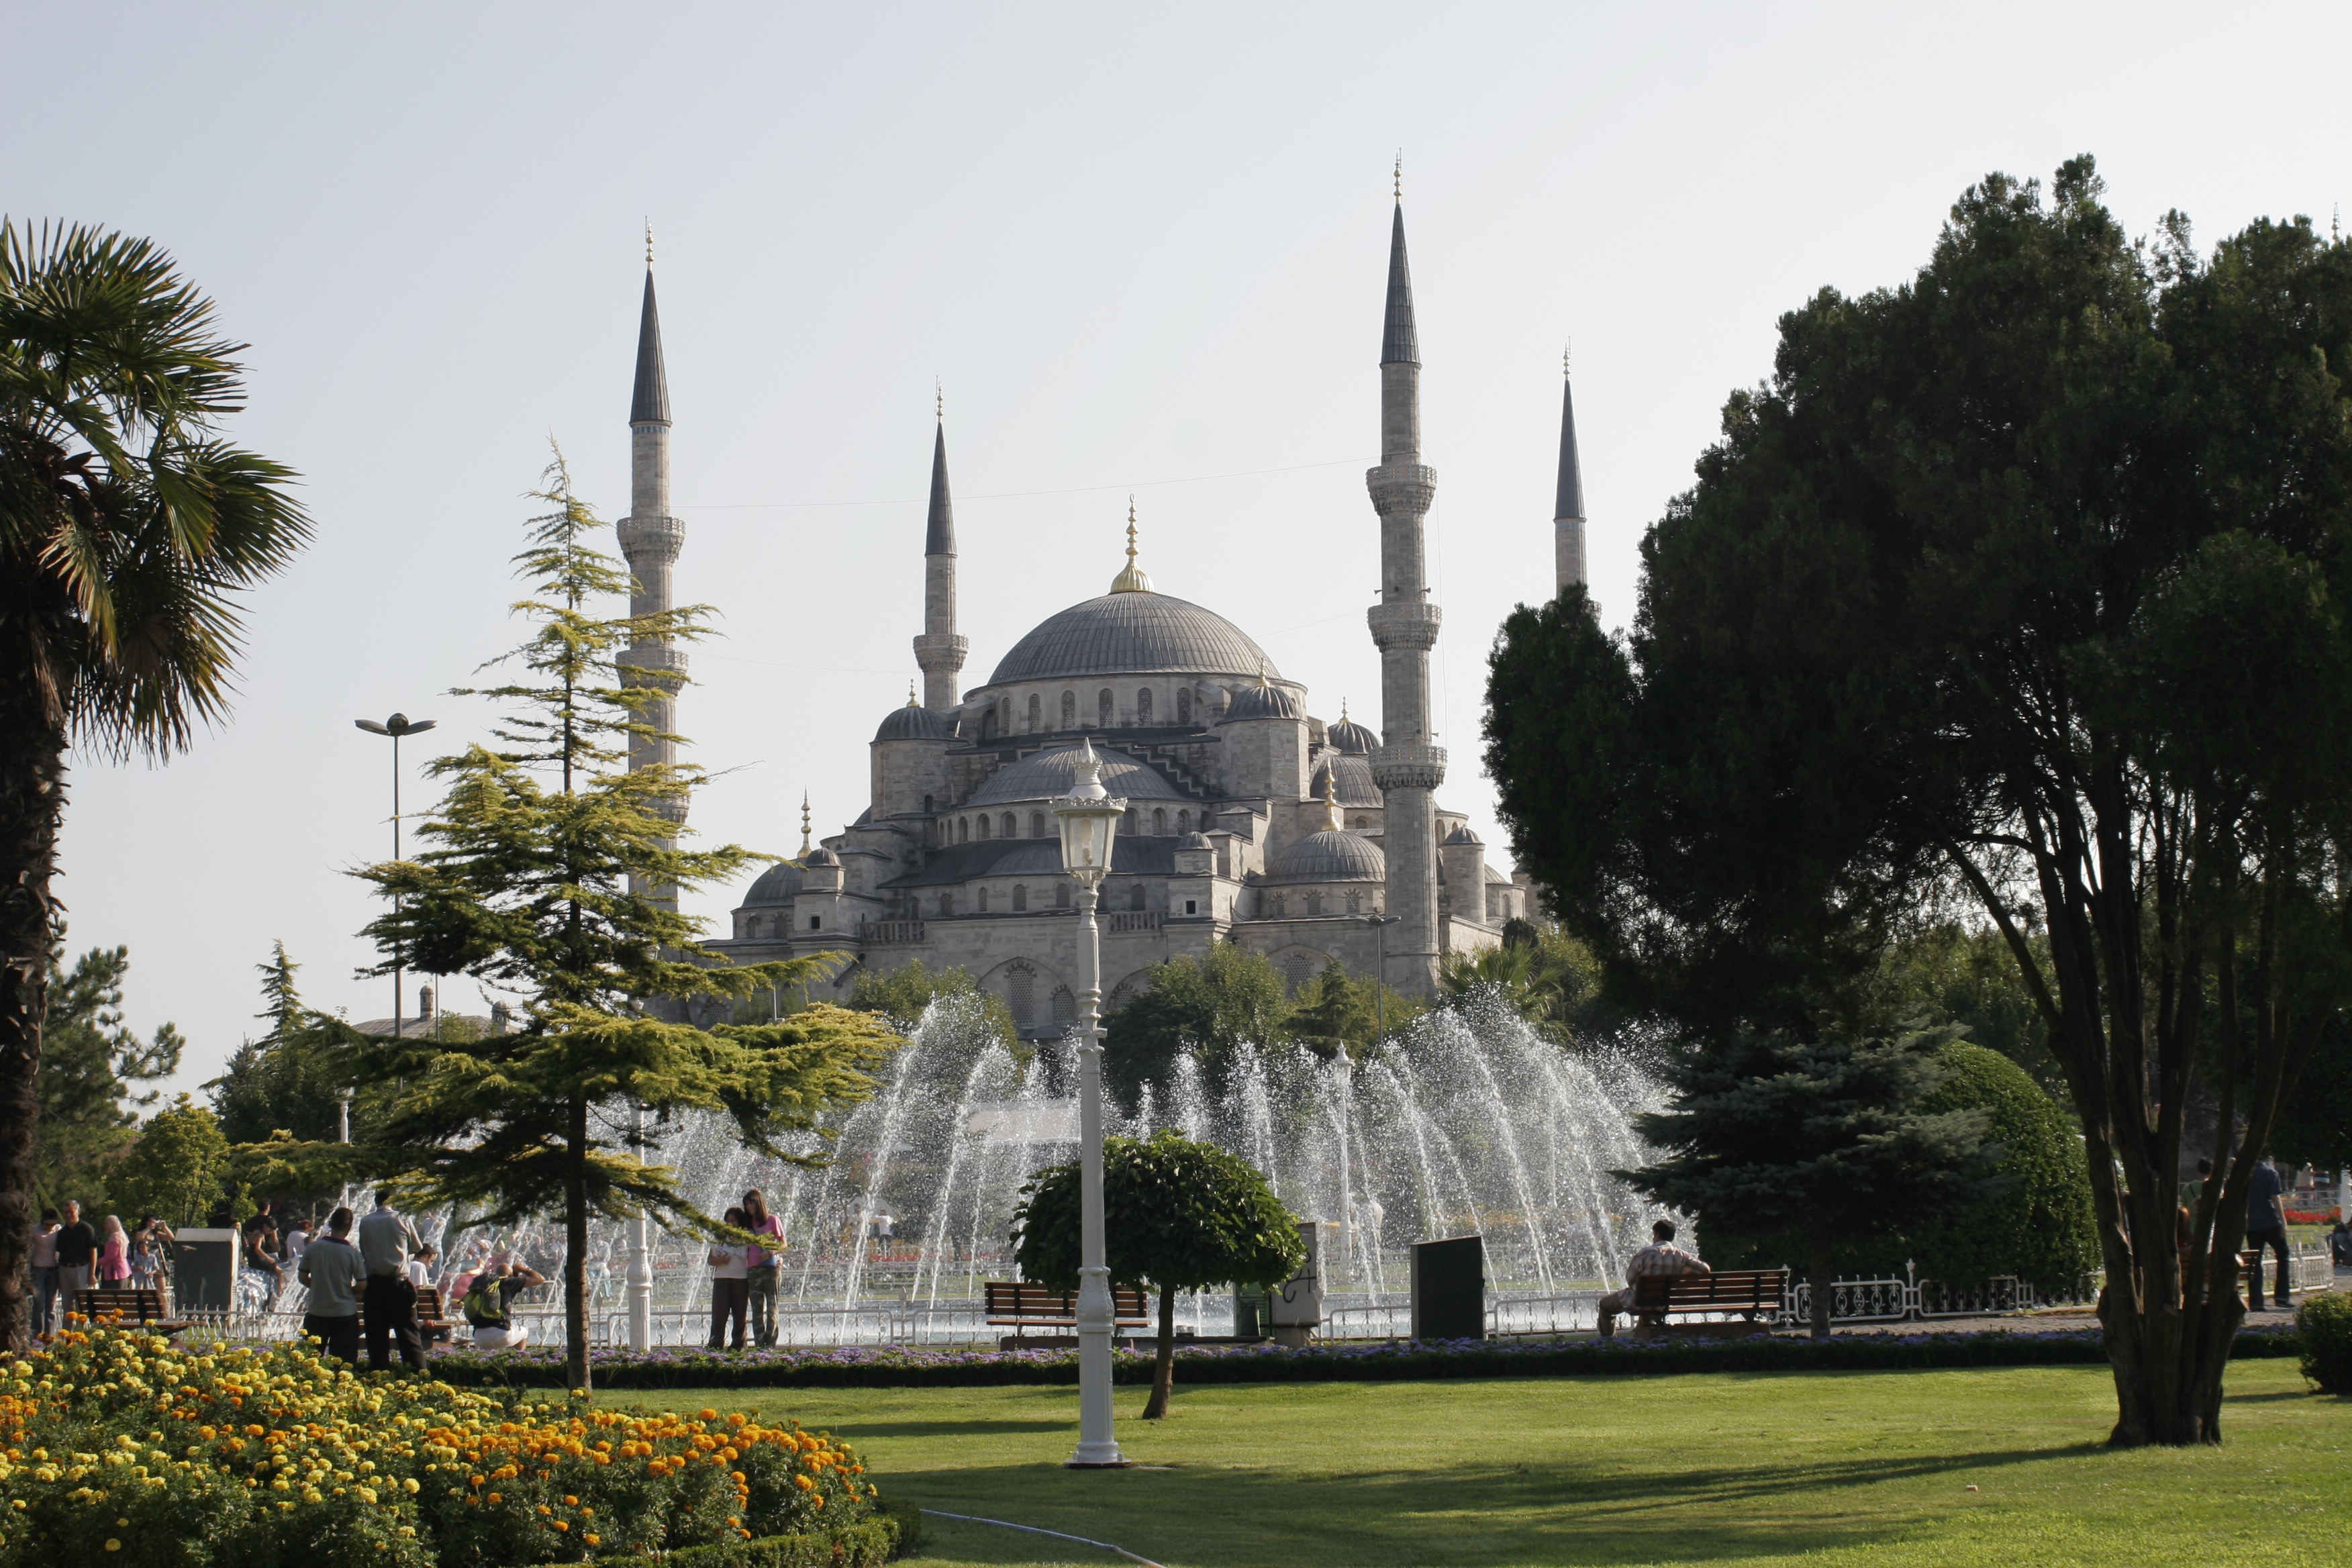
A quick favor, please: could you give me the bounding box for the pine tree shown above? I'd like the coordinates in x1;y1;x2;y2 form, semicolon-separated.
293;447;897;1392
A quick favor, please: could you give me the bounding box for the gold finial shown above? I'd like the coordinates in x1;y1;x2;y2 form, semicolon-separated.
1315;765;1343;830
799;791;812;856
1563;339;1571;377
935;378;943;420
1393;151;1402;201
1341;696;1350;721
645;219;654;267
1110;495;1153;593
906;681;919;707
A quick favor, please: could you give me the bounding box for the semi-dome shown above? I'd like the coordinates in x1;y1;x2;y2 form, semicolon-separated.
873;702;957;742
987;592;1279;686
1326;713;1379;754
1267;828;1386;883
965;744;1188;807
1224;681;1304;722
742;859;805;907
1312;754;1381;807
804;846;842;867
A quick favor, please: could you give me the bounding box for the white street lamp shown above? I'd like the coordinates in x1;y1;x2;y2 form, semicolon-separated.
627;1101;654;1349
1050;738;1129;1469
354;712;436;1040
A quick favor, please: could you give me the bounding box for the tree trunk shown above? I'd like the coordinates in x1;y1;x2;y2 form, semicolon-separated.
565;1092;591;1395
0;698;65;1356
1807;1230;1834;1341
1142;1282;1177;1419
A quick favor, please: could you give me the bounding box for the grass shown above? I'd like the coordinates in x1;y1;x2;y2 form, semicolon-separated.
623;1359;2352;1567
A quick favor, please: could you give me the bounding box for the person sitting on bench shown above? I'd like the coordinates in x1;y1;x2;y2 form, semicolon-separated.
1596;1219;1710;1338
462;1258;546;1349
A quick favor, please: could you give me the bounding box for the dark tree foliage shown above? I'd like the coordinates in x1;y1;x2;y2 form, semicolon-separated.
1101;944;1289;1108
1623;1026;1988;1337
207;944;354;1148
845;959;1018;1049
1487;156;2352;1444
1867;923;2062;1097
1013;1131;1304;1418
34;940;182;1216
2267;1019;2352;1173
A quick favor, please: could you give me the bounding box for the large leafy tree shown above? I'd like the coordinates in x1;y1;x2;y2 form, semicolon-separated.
207;943;360;1148
111;1096;232;1229
0;222;308;1347
1487;158;2352;1444
1626;1026;1988;1337
272;450;899;1393
1014;1131;1304;1418
34;939;183;1214
1102;942;1289;1106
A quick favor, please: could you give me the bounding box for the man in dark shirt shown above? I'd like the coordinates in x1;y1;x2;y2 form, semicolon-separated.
2244;1155;2291;1310
54;1201;98;1309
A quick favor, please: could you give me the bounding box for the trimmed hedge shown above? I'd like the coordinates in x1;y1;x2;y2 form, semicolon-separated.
611;1502;920;1566
2296;1291;2352;1393
425;1323;2304;1390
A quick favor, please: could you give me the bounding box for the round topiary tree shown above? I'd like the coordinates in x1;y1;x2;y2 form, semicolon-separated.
1697;1039;2098;1298
1013;1130;1304;1418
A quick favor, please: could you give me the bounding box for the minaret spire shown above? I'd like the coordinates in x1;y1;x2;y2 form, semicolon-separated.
913;395;968;714
1555;341;1587;594
1365;176;1444;995
618;237;686;904
799;792;813;857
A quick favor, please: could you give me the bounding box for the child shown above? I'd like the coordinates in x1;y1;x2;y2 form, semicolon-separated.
707;1208;750;1351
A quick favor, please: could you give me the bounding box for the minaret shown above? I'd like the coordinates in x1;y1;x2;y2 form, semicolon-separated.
1365;164;1444;995
1555;344;1587;595
618;228;687;899
913;387;968;714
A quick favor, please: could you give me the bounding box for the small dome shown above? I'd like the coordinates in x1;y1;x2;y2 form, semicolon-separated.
965;745;1187;807
805;847;842;867
1267;829;1386;883
1442;824;1483;847
1484;867;1514;885
1312;754;1381;808
1224;682;1304;722
1179;831;1213;849
1327;716;1378;755
742;859;804;908
874;703;957;742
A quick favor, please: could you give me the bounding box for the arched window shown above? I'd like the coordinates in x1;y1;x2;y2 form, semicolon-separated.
1346;889;1362;914
1351;815;1369;830
1152;807;1167;834
1177;688;1192;724
1000;696;1013;733
1306;893;1324;917
1013;884;1028;912
979;708;997;740
1130;885;1148;912
1027;693;1041;730
1137;688;1153;726
1008;962;1034;1026
1124;806;1141;832
957;818;969;843
975;814;990;841
922;793;934;814
1030;811;1047;838
1267;894;1286;918
1062;691;1077;728
977;887;989;912
1051;987;1075;1028
939;892;955;916
1055;882;1071;909
1001;812;1018;839
1098;689;1114;727
1177;809;1191;834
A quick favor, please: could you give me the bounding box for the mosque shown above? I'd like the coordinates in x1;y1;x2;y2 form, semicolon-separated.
615;190;1589;1037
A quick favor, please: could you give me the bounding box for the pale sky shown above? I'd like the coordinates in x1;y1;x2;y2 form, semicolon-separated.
13;0;2349;1094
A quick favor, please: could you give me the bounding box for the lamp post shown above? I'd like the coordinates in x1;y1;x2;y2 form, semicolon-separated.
1050;738;1129;1469
1360;913;1401;1041
354;712;437;1040
626;1102;654;1349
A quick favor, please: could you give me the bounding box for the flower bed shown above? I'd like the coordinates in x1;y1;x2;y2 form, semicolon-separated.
0;1324;908;1567
423;1322;2305;1390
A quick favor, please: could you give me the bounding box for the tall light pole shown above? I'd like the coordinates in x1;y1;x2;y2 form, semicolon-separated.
627;1102;654;1349
1050;738;1128;1469
354;712;436;1040
1361;914;1401;1041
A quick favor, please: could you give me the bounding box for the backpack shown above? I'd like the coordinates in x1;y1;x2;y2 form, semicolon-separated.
462;1278;508;1328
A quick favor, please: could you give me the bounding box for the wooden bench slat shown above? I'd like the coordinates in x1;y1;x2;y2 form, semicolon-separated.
983;1281;1150;1327
72;1287;189;1334
1629;1268;1785;1320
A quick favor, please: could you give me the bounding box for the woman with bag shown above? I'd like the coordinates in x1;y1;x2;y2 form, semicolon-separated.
742;1189;787;1347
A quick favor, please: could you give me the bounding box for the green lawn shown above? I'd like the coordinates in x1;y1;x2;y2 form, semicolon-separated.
624;1360;2351;1568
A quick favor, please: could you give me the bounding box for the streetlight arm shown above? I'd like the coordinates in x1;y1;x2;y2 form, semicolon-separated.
354;720;390;735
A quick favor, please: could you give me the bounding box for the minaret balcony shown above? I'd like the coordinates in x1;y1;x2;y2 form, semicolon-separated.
1365;463;1436;515
913;632;969;671
1369;741;1447;792
618;513;684;563
1367;601;1442;651
618;644;691;679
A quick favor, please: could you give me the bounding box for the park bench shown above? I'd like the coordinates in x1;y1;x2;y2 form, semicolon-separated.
1626;1269;1787;1337
983;1281;1150;1346
415;1287;456;1345
72;1287;189;1336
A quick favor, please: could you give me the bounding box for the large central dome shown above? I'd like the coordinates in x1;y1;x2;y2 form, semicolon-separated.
987;591;1279;686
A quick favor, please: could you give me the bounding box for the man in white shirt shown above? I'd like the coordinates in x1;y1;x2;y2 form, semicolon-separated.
297;1208;368;1364
356;1190;427;1371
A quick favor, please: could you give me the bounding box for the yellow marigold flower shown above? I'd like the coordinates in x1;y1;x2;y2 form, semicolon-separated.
105;1542;120;1553
585;1535;600;1548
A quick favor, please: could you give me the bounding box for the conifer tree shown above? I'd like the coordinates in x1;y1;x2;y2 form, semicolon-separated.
296;448;897;1391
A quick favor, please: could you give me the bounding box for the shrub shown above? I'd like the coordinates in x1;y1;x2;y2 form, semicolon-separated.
0;1322;893;1566
2297;1290;2352;1393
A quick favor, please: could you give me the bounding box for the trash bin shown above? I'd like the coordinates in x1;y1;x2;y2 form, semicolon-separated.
1411;1234;1485;1341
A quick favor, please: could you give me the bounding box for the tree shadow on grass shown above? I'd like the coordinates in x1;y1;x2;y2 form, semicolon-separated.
881;1443;2087;1567
849;1418;1077;1438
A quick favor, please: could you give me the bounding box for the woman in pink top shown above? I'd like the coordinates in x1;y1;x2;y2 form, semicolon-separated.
742;1189;787;1348
97;1216;132;1283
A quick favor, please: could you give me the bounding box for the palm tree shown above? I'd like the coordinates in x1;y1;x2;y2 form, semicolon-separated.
0;221;309;1347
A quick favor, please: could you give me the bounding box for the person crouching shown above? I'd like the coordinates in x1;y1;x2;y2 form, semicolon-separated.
462;1258;546;1349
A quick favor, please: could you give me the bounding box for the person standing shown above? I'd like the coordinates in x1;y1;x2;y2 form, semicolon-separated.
54;1201;97;1316
707;1207;750;1351
1595;1219;1712;1338
28;1212;60;1336
2245;1153;2293;1311
298;1208;368;1364
357;1189;428;1371
282;1212;313;1271
742;1189;786;1348
129;1216;173;1292
96;1216;132;1285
